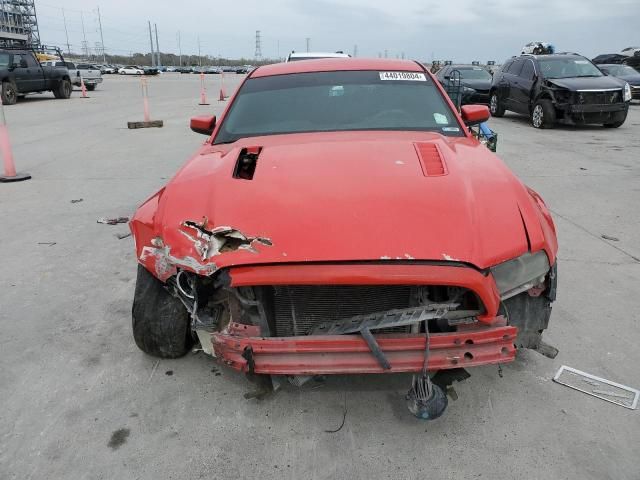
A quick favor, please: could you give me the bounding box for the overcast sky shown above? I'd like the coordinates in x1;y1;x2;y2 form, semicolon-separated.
36;0;639;62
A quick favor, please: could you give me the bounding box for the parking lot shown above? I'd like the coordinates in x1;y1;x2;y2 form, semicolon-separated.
1;73;639;479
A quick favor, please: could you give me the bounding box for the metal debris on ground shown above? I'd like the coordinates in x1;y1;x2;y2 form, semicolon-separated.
601;234;620;242
37;242;56;246
325;392;347;433
70;198;83;203
97;217;129;225
115;232;132;240
553;365;639;410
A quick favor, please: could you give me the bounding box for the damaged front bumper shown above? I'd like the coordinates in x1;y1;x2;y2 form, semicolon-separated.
210;321;516;375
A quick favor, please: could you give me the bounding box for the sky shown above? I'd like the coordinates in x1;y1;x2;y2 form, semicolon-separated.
35;0;640;62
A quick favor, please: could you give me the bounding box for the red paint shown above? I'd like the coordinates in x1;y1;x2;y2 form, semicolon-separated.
460;104;490;124
211;323;517;374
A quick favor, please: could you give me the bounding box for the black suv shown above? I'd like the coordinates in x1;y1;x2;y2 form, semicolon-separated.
490;54;631;128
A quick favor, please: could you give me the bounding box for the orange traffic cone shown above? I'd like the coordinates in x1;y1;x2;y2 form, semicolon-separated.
80;76;89;98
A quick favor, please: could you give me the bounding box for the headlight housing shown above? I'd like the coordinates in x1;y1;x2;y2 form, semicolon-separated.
623;82;632;102
490;251;550;300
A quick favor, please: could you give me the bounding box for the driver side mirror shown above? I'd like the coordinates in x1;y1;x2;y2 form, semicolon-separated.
190;115;216;135
460;105;490;125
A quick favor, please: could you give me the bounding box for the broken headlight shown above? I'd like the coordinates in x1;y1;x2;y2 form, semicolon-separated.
623;83;632;102
490;251;550;300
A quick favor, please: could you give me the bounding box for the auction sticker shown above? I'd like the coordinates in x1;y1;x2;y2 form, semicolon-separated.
379;71;426;81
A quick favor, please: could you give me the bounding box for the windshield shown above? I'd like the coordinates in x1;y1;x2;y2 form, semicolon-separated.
214;70;462;144
456;67;492;80
603;65;637;76
539;58;603;79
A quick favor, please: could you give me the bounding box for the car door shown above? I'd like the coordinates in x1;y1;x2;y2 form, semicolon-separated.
494;60;513;105
11;54;32;92
510;59;536;114
24;52;45;91
502;58;525;110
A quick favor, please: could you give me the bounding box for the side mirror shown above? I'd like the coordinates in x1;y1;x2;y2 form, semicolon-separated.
460;105;490;125
190;115;216;135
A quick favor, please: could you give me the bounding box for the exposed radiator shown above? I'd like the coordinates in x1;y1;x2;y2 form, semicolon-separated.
272;285;413;337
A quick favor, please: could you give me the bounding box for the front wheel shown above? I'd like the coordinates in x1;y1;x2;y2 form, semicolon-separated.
489;92;505;117
53;79;72;99
531;99;555;129
1;81;17;105
132;265;194;359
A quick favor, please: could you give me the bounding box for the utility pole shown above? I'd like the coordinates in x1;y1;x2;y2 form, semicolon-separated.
154;23;160;67
97;6;106;63
177;31;182;66
305;37;310;52
148;21;155;67
61;8;71;56
80;11;89;59
197;36;201;66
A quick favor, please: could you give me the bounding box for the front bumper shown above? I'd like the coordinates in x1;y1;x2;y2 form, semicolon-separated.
210;321;517;375
631;85;640;99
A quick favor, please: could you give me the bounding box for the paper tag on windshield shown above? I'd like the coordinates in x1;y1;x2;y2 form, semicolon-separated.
379;71;426;81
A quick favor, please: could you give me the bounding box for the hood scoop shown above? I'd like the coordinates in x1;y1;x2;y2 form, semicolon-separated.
233;146;262;180
414;142;447;177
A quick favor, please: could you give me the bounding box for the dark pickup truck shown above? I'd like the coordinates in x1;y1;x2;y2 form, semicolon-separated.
0;47;72;105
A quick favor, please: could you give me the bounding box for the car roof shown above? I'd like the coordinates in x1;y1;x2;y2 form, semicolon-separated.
252;58;423;78
520;53;585;61
288;52;350;59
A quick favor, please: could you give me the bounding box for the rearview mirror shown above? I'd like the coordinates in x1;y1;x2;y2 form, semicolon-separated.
190;115;216;135
460;105;490;125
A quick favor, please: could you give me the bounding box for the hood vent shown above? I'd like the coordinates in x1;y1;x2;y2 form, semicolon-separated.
233;146;262;180
414;142;447;177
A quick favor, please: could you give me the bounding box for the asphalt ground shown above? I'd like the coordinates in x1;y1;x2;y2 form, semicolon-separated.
1;73;639;480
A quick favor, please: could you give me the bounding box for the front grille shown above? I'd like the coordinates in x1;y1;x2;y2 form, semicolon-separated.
576;90;622;104
272;285;413;337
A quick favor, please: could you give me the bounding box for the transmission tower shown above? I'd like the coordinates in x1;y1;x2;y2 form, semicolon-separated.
0;0;40;46
254;30;262;60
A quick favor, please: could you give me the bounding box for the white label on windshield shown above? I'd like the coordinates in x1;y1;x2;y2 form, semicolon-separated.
575;60;589;64
379;71;426;81
434;113;448;124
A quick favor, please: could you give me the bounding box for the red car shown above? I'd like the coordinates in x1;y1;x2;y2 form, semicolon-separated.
130;59;558;419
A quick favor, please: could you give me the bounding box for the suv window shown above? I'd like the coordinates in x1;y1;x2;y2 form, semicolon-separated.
12;54;26;67
507;59;525;76
0;53;10;67
519;60;535;80
501;60;513;73
24;53;39;68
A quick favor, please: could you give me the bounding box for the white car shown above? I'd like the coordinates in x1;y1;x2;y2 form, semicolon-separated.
119;65;144;75
620;47;640;57
521;42;555;55
286;51;350;62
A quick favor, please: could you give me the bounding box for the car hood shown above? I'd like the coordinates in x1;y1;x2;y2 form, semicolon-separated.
134;132;551;279
616;74;640;85
546;76;625;90
461;79;492;90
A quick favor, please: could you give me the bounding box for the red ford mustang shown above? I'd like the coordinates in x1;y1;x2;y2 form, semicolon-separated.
130;59;558;419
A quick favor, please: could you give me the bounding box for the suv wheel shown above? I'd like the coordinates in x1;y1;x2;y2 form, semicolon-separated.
53;79;72;99
1;81;17;105
489;92;505;117
531;99;555;129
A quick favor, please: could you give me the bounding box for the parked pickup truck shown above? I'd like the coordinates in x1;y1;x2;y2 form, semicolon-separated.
0;47;72;104
41;61;103;91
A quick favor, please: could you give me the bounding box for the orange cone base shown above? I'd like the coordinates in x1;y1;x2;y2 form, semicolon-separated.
0;172;31;182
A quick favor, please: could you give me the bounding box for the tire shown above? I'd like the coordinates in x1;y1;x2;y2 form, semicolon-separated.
53;79;72;99
86;84;96;91
489;92;505;117
1;81;18;105
531;99;555;129
132;264;193;359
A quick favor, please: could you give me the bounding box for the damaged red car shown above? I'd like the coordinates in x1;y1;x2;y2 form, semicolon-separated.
130;59;558;419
